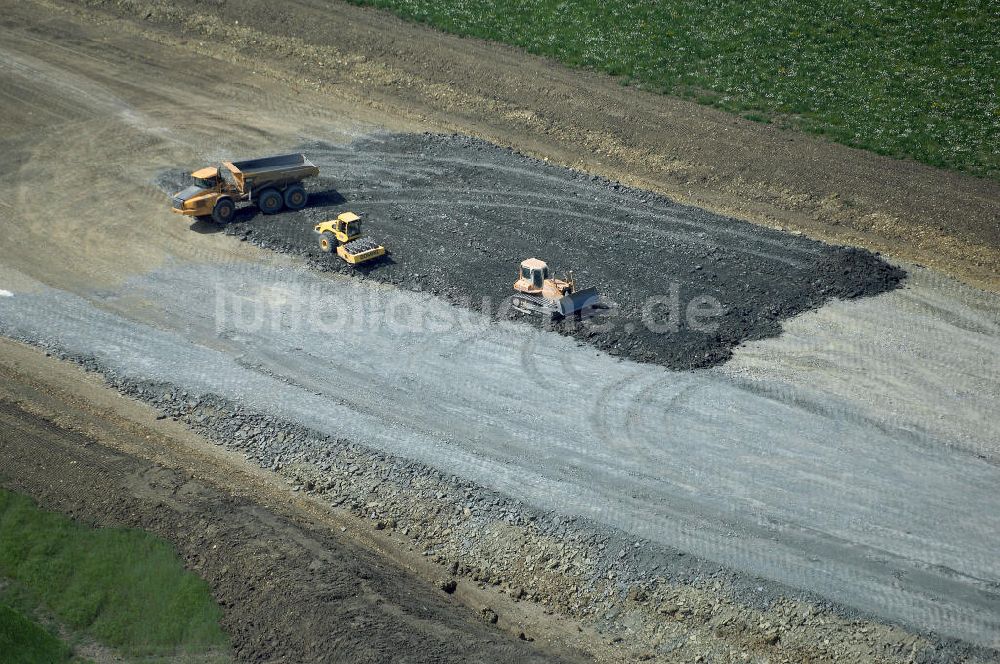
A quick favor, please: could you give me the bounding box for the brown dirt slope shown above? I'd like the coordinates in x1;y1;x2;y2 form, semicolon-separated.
0;396;581;664
69;0;1000;290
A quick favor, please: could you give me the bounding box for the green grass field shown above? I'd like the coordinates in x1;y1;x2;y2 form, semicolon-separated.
0;603;75;664
348;0;998;178
0;489;228;659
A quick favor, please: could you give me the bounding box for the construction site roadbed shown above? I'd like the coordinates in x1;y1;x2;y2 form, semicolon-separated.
1;339;992;664
3;3;997;662
158;133;905;371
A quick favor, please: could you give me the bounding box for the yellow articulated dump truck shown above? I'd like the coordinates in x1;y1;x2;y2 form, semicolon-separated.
170;153;319;224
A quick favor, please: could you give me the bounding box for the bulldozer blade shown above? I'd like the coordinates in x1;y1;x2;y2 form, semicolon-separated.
557;287;600;316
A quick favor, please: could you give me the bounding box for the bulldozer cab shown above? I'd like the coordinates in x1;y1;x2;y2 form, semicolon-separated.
520;258;549;289
190;166;220;189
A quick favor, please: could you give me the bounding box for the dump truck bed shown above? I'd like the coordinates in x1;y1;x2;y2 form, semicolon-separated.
224;153;319;192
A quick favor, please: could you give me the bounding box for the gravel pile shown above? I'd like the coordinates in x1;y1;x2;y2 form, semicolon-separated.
157;132;906;371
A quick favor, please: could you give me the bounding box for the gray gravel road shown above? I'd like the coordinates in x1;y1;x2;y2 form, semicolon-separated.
1;260;997;648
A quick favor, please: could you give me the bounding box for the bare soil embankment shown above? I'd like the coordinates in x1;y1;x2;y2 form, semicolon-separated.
74;0;1000;290
0;397;581;664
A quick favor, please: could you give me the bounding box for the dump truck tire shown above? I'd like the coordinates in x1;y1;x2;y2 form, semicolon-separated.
318;232;336;253
212;198;235;224
284;184;307;210
258;188;283;214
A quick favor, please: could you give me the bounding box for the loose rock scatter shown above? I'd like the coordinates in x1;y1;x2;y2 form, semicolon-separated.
25;360;970;664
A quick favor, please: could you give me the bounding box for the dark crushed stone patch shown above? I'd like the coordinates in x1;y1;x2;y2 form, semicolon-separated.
157;133;905;369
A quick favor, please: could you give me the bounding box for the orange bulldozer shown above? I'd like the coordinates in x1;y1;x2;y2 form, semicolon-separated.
511;258;600;320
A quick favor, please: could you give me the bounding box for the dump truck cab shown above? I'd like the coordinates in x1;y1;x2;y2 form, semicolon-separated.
190;166;221;190
170;166;228;221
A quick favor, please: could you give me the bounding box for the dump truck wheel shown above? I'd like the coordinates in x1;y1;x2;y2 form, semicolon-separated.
284;184;307;210
212;198;235;224
258;188;283;214
318;232;336;253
